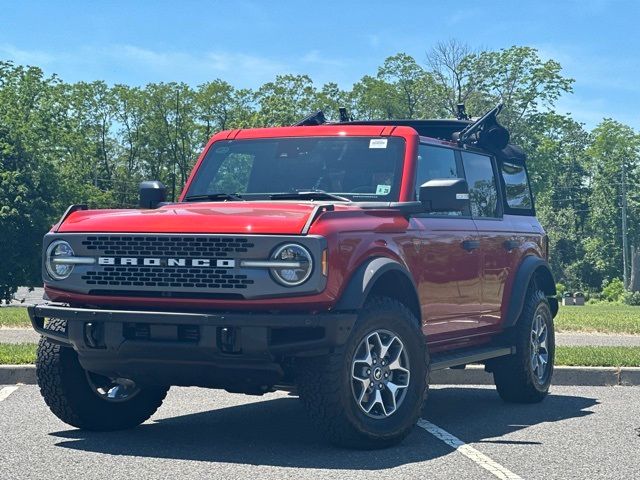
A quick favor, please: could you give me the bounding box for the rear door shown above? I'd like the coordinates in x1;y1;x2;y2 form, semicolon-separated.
410;144;484;343
460;150;512;329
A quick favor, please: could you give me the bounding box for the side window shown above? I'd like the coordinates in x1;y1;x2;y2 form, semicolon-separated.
415;144;458;197
501;161;533;211
461;151;499;218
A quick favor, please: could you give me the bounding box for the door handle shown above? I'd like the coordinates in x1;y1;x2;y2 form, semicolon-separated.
461;240;480;251
503;240;520;251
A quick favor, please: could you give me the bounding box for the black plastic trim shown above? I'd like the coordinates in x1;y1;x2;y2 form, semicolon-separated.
504;256;557;328
334;257;418;312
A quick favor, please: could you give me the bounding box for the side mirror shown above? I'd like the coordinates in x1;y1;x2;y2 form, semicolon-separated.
419;178;470;213
139;181;167;209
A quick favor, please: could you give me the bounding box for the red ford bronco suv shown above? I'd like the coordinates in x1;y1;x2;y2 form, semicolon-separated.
29;104;557;448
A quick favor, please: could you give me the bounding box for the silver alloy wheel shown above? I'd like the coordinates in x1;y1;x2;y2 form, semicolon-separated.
86;372;141;402
530;306;550;383
351;329;410;419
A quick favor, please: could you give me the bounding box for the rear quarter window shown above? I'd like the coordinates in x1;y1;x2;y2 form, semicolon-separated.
500;161;534;214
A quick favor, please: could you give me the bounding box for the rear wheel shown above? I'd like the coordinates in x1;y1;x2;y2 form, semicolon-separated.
36;319;169;431
296;297;429;448
492;287;555;403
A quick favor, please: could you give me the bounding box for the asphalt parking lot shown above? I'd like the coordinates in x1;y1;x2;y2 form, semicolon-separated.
1;384;638;480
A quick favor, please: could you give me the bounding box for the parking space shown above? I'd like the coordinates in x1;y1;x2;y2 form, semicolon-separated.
0;384;638;479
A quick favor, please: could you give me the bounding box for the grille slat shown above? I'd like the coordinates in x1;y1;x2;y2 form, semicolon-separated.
81;266;254;290
81;235;254;258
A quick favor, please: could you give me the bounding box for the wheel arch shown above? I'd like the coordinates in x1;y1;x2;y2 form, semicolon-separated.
504;255;558;328
334;257;421;325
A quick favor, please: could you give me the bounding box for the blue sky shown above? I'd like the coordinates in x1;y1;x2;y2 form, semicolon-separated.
2;0;639;130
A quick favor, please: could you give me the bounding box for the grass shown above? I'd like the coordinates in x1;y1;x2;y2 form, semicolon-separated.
0;343;639;367
0;344;36;365
0;308;31;328
555;304;640;335
555;346;640;367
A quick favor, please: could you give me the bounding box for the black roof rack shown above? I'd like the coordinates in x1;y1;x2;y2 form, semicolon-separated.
334;119;471;142
291;104;508;149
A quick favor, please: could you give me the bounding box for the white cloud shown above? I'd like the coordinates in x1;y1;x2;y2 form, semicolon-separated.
101;45;289;86
0;43;58;66
535;43;640;93
301;50;345;67
0;43;290;88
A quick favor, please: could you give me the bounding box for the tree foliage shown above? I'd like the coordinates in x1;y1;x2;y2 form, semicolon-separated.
0;43;637;299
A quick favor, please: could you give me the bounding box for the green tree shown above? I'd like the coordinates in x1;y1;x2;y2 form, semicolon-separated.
584;119;640;286
0;63;63;300
470;46;574;137
377;53;444;118
255;74;316;126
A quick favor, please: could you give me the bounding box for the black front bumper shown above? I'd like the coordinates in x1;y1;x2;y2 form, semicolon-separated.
28;304;356;391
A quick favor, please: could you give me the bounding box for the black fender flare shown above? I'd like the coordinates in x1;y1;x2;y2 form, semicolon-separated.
504;255;558;328
334;257;420;317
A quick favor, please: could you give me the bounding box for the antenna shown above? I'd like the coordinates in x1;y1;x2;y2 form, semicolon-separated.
456;103;469;120
339;107;350;122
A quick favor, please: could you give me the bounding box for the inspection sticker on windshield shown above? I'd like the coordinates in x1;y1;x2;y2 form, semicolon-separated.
369;138;388;149
376;184;391;195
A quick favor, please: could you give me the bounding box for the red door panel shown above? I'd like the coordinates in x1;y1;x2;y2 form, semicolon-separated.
409;216;486;343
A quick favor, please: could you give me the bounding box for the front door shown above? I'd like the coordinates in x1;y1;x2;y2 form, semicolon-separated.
410;144;484;344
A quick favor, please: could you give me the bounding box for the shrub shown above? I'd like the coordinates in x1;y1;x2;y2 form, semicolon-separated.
556;282;567;300
601;278;625;303
623;291;640;306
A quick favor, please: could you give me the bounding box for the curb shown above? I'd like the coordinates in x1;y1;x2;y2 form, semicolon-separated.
430;365;640;386
0;365;37;385
2;364;640;387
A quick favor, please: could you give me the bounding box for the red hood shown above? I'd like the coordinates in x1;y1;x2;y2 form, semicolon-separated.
57;202;327;235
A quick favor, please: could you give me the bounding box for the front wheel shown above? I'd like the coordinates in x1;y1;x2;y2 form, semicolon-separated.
492;287;555;403
36;319;169;431
296;297;429;448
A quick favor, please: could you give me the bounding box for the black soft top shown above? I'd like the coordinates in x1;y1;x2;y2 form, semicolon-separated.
337;119;471;142
338;119;527;165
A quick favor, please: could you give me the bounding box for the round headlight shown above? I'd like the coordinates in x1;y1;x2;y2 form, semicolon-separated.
46;240;75;280
270;243;313;287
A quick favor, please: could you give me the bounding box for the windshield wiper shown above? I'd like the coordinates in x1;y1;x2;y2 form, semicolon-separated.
184;193;245;202
270;190;351;202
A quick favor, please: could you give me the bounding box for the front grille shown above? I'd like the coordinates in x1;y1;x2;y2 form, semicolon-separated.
81;235;255;258
81;266;255;290
78;235;257;292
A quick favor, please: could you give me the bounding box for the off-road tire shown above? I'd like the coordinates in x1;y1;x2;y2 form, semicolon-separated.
36;319;169;431
296;296;429;449
492;286;555;403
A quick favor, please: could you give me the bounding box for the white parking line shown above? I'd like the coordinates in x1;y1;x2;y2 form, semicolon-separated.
0;386;19;402
418;419;523;480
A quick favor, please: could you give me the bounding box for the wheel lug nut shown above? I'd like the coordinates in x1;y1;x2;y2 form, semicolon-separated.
379;384;384;389
384;373;389;378
381;360;386;366
367;369;371;375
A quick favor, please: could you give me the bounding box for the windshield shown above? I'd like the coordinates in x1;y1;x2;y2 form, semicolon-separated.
184;136;405;202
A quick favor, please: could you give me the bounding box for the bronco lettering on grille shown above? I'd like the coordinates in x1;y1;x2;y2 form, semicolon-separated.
97;257;236;268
